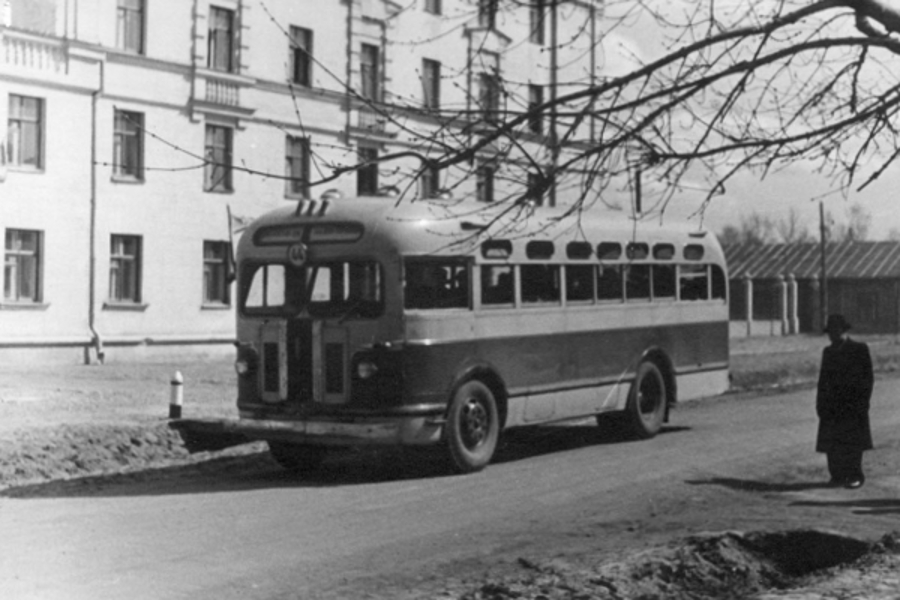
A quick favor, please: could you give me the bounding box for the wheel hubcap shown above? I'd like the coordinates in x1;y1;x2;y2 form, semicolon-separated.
461;398;488;449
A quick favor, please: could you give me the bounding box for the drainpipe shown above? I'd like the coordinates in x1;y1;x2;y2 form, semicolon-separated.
344;0;353;142
88;59;106;364
549;0;558;207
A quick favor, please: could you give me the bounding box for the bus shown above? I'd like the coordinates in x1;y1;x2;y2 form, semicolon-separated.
172;192;729;474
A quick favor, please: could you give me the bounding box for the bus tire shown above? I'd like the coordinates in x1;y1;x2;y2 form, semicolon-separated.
624;361;666;439
268;441;327;473
445;380;499;474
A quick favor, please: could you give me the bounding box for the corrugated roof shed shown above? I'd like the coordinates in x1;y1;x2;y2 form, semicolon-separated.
724;241;900;279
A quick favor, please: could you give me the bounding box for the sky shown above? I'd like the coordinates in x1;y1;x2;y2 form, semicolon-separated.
602;1;900;240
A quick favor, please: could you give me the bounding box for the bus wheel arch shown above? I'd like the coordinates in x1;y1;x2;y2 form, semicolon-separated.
443;371;505;474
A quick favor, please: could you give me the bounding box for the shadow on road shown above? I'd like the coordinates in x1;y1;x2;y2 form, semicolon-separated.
685;477;834;493
1;423;689;499
790;498;900;515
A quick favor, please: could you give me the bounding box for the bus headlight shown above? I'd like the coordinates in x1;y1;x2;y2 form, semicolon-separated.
235;359;252;376
357;360;379;379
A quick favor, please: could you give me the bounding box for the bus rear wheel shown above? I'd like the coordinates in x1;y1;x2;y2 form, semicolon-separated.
624;361;666;439
268;441;328;473
445;380;499;474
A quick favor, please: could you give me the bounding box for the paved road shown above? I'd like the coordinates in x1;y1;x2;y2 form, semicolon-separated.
3;380;900;600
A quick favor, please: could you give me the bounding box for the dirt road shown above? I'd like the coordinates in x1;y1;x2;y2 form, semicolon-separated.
2;376;899;599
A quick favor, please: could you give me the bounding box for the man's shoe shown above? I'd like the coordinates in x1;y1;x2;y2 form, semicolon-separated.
844;479;864;489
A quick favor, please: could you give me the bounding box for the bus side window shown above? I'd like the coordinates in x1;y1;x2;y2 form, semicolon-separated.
711;264;727;300
566;264;594;302
521;264;561;305
405;260;469;309
481;265;514;306
679;264;709;301
652;264;676;300
597;264;623;301
625;264;651;301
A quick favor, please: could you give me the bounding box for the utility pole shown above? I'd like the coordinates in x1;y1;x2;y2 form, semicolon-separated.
819;201;829;325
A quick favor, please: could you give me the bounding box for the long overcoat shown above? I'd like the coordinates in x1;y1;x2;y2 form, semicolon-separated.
815;337;874;453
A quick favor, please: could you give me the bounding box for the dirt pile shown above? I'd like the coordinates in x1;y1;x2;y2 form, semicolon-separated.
0;421;256;491
457;530;900;600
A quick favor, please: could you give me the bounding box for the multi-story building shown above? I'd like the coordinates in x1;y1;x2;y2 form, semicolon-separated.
1;0;604;363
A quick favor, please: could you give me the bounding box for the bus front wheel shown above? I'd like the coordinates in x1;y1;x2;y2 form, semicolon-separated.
268;441;328;473
444;380;499;474
624;361;666;439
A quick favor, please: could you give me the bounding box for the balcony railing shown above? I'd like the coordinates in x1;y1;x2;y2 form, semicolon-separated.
1;29;66;73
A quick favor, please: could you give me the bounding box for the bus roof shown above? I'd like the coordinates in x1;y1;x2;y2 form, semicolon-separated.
239;195;725;265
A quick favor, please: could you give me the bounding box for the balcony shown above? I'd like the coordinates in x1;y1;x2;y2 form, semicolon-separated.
1;28;67;74
191;68;256;121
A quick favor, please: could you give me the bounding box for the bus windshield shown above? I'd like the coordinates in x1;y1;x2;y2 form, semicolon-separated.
241;260;383;319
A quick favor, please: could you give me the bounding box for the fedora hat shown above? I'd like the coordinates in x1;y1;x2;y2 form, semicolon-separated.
824;314;851;333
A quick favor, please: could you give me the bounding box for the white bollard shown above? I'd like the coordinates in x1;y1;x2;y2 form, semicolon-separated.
169;370;184;419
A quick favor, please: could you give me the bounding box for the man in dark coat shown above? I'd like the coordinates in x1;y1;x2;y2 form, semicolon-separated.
816;314;874;489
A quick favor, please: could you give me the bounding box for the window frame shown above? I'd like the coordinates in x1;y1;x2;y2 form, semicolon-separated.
285;135;311;199
529;0;546;45
422;58;441;110
289;26;313;86
7;95;44;170
112;109;144;181
357;147;379;195
420;164;441;199
476;162;495;202
203;240;231;306
116;0;145;54
108;234;143;304
360;43;381;102
3;229;43;304
207;6;236;73
424;0;442;15
478;0;498;29
204;124;234;193
527;84;543;135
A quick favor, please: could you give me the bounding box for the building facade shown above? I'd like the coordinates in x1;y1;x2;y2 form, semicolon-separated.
1;0;605;363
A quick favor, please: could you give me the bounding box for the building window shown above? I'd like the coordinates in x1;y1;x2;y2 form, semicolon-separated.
528;84;543;134
285;135;310;198
357;147;379;195
7;95;43;169
109;235;142;303
289;26;313;86
422;59;441;110
478;0;498;29
4;229;42;303
529;0;545;45
476;163;495;202
116;0;144;54
527;172;544;206
208;6;235;73
113;109;144;180
421;165;441;198
425;0;442;15
203;241;231;305
204;124;233;192
360;43;381;101
478;73;500;123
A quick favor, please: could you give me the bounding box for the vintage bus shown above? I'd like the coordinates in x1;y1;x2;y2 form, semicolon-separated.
173;192;729;474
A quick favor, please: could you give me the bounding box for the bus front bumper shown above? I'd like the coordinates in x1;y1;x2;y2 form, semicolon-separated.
169;414;444;453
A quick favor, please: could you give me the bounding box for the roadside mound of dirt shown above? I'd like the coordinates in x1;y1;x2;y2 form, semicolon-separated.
0;421;260;491
455;530;900;600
